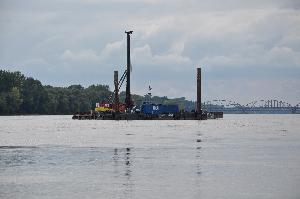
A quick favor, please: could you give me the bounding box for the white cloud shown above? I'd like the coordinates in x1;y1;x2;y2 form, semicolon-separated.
100;40;124;59
61;49;100;62
169;39;186;55
132;44;153;61
266;46;300;68
1;0;300;104
137;24;161;39
153;53;191;66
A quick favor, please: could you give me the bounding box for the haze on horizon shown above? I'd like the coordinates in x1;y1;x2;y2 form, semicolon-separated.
0;0;299;105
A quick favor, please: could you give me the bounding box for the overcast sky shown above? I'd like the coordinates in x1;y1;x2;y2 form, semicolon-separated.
1;0;300;105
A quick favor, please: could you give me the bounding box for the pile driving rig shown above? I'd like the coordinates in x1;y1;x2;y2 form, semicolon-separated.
72;31;223;120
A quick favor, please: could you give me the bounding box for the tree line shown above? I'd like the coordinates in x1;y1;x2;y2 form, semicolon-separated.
0;70;196;115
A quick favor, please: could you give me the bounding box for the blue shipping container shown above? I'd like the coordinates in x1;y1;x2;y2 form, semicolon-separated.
141;104;179;114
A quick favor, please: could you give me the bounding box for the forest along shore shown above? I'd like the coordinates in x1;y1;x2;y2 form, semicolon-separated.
0;70;196;115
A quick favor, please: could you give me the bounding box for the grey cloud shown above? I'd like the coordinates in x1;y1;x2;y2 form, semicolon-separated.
0;0;299;104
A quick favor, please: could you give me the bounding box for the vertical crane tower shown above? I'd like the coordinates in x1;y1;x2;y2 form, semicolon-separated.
197;68;202;114
125;30;133;109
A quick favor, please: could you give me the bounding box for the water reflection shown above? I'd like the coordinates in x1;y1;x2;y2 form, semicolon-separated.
125;147;131;170
0;146;36;168
195;135;203;198
124;147;133;198
196;132;202;175
112;147;134;198
196;146;202;176
113;148;120;178
0;146;38;149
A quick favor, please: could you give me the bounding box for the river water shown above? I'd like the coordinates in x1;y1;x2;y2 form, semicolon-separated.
0;115;299;199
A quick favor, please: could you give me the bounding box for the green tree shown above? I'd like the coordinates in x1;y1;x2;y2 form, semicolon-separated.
85;84;112;109
20;77;44;114
7;87;23;113
43;86;60;114
0;93;8;114
0;70;25;92
0;69;201;115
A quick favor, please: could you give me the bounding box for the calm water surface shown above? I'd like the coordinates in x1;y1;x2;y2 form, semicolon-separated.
0;115;300;199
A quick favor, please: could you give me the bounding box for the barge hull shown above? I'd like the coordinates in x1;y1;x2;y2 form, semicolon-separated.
72;112;223;120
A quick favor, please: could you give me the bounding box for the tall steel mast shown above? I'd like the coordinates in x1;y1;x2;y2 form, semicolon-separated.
125;30;133;109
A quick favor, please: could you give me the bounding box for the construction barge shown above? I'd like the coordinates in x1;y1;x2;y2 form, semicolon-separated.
72;31;223;120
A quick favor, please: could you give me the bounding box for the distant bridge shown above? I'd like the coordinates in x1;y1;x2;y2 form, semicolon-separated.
203;99;300;114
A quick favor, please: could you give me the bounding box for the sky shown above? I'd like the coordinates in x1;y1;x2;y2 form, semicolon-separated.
0;0;300;105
